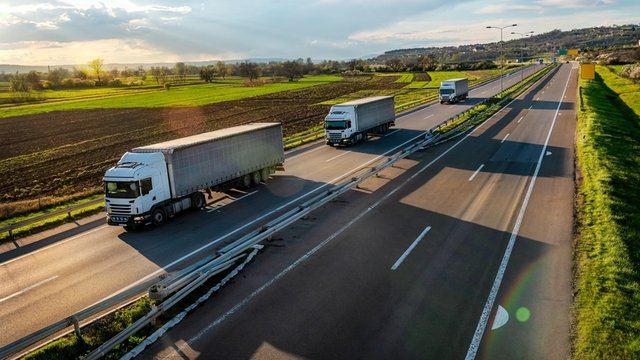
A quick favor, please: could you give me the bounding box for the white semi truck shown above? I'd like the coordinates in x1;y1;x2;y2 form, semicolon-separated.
439;78;469;104
103;123;284;230
324;96;395;146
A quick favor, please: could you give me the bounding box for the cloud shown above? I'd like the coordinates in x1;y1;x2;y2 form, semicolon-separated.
476;4;545;14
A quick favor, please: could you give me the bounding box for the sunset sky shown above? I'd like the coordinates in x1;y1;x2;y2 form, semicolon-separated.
1;0;638;65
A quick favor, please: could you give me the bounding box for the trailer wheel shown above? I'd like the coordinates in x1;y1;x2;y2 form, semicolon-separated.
251;171;261;185
242;174;251;189
152;208;166;226
192;192;206;210
260;168;270;182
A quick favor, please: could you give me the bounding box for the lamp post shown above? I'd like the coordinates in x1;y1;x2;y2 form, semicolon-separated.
486;24;517;96
511;31;534;82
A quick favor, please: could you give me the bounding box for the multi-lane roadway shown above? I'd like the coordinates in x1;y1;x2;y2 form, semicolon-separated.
0;63;571;360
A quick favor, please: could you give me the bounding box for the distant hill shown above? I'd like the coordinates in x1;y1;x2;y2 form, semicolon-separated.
370;24;640;64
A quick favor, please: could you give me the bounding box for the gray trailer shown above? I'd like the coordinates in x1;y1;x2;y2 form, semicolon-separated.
103;123;284;229
324;96;395;146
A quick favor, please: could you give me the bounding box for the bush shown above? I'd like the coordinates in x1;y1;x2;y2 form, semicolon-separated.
164;83;172;90
108;79;122;87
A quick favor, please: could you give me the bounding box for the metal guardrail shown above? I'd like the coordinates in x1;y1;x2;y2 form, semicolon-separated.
0;198;103;239
0;276;160;359
0;64;552;359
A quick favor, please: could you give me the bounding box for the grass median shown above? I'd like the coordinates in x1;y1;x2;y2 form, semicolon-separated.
574;66;640;358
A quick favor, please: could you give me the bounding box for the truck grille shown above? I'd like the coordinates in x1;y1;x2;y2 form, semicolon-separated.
108;204;132;215
328;133;342;140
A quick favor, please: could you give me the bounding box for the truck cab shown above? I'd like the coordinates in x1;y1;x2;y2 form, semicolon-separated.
324;107;359;146
103;152;171;229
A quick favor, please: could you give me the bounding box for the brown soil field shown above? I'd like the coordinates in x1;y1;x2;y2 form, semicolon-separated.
0;75;403;205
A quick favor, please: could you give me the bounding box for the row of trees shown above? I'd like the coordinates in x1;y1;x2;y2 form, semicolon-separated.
3;55;505;96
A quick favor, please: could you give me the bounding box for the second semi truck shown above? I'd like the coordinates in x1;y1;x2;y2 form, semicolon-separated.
324;96;395;146
439;78;469;104
103;123;284;230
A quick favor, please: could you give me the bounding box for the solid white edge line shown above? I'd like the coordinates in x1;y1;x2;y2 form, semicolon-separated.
464;65;574;360
391;226;431;270
0;275;59;304
468;164;485;182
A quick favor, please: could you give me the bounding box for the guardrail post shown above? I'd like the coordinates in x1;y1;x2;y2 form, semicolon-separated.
69;316;81;337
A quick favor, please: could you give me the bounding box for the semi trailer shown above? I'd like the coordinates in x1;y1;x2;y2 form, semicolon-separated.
439;78;469;104
103;122;284;230
324;96;395;146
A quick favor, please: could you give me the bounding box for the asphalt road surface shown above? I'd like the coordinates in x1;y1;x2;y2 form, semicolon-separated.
136;63;576;359
0;64;549;351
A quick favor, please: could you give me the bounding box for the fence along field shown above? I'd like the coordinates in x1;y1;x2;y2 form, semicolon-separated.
0;70;504;235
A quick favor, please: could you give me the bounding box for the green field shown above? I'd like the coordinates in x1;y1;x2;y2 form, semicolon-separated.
574;65;640;358
0;75;342;119
320;69;506;109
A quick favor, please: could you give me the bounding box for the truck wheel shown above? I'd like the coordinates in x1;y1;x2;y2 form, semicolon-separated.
361;133;367;142
152;208;166;226
192;192;205;210
242;174;251;189
251;171;261;185
260;168;270;182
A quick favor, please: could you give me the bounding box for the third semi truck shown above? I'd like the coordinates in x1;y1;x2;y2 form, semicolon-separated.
103;123;284;230
324;96;395;146
439;78;469;104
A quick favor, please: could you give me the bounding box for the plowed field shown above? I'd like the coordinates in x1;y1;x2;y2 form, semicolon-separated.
0;75;403;203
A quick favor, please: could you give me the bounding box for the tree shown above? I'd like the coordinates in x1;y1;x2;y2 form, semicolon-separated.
216;61;228;79
238;62;260;82
199;66;216;83
280;60;303;81
24;71;41;90
149;66;169;85
175;62;186;82
385;58;404;72
47;67;69;87
88;58;104;83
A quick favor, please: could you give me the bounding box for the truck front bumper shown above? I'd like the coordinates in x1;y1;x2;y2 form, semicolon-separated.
326;138;350;146
107;214;151;227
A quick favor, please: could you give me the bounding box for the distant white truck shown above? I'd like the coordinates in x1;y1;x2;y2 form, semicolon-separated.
103;123;284;230
324;96;395;146
439;78;469;104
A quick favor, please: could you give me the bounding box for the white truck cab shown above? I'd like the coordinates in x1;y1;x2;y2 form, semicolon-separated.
324;107;358;145
103;152;171;229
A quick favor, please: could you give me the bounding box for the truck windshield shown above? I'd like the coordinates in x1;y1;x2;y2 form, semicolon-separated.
440;89;454;95
104;181;140;199
325;120;348;130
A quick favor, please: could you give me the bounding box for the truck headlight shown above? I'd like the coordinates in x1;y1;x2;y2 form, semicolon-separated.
133;216;145;221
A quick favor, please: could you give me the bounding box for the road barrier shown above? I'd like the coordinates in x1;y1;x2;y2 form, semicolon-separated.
0;198;103;240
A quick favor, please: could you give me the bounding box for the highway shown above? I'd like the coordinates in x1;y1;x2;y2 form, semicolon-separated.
136;62;576;359
0;64;550;351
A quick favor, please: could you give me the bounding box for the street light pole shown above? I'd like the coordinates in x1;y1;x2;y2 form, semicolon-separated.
511;31;534;82
486;24;517;96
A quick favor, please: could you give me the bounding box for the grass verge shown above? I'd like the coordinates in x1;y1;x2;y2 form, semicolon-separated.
573;67;640;358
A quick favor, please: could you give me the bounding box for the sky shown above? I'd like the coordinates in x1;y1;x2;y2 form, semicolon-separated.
0;0;638;66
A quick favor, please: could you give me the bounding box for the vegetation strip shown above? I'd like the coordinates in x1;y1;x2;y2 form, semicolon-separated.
574;66;640;359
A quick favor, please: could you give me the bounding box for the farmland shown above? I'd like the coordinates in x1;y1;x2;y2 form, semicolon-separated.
0;70;501;219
